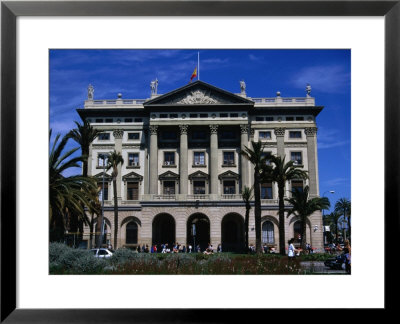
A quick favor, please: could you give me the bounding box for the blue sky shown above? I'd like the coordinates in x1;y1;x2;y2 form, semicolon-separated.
50;49;351;212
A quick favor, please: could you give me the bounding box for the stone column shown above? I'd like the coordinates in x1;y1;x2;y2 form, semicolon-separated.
274;127;286;158
179;125;189;195
143;129;149;195
113;130;124;201
149;125;159;195
305;127;319;197
209;124;219;197
240;124;249;191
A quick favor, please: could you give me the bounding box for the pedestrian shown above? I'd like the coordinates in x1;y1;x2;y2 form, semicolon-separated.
344;239;351;273
182;245;186;253
196;244;201;253
188;244;192;253
288;238;296;260
217;244;222;253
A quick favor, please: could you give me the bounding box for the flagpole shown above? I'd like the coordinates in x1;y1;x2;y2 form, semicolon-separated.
198;51;200;80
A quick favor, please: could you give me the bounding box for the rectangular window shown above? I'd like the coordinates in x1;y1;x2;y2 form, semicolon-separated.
291;152;303;165
292;180;304;194
127;182;139;200
105;118;113;123
190;114;198;118
261;182;273;199
97;154;108;167
289;131;302;139
296;117;304;121
160;114;168;118
286;117;294;121
261;152;272;165
193;152;205;165
98;182;108;201
223;180;236;194
223;152;235;165
163;181;175;195
162;131;177;140
192;131;206;140
124;118;133;123
128;132;140;140
134;118;143;123
128;153;139;166
170;113;178;119
230;113;238;118
164;152;175;165
219;113;228;118
98;133;110;140
259;131;271;140
95;119;103;123
193;181;206;194
199;113;208;118
255;117;264;121
265;117;274;121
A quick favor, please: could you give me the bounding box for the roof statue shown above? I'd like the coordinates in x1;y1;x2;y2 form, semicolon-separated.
150;78;159;96
240;80;246;94
87;84;94;100
306;83;312;97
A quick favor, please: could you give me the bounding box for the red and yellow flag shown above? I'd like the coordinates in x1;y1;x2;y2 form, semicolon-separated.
190;67;197;82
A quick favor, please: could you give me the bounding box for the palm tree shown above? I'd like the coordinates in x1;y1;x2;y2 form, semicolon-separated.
242;186;253;252
87;187;102;248
106;150;124;248
240;141;267;254
325;211;343;244
67;120;101;244
262;155;308;255
285;186;330;250
67;120;101;177
49;130;97;241
334;198;351;242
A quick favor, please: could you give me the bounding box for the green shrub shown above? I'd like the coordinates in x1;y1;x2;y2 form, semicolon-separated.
49;242;71;263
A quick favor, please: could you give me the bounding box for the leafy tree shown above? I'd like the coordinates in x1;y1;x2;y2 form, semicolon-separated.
241;186;253;252
285;185;330;250
240;141;267;254
49;130;97;242
262;155;308;255
106;150;124;248
334;198;351;242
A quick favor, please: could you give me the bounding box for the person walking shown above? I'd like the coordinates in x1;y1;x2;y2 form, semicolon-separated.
288;238;296;260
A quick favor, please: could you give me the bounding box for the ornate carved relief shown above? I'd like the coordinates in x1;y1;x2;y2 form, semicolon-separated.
304;127;318;136
274;127;286;136
240;124;249;134
113;130;124;139
250;128;255;138
179;124;189;135
149;125;158;135
177;90;219;104
209;124;219;134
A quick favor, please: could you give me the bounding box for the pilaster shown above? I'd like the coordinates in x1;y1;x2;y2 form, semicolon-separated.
179;125;189;194
149;125;159;195
274;127;286;158
305;127;319;197
113;130;124;200
209;124;219;197
240;124;249;191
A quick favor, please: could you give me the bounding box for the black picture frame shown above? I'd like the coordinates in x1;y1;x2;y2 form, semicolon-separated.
1;0;398;322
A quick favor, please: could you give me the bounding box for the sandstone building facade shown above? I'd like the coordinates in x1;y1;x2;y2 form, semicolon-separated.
79;80;324;253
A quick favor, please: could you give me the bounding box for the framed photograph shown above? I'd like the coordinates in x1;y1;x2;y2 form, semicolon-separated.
1;0;398;321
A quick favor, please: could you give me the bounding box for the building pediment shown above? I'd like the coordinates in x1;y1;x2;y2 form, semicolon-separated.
218;170;240;180
144;80;253;106
159;171;179;180
122;171;143;182
188;170;209;180
93;172;112;181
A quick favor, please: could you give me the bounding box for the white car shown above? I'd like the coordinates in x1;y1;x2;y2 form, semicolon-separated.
90;248;114;258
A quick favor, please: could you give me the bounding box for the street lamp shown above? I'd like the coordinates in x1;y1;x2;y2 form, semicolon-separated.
322;190;335;245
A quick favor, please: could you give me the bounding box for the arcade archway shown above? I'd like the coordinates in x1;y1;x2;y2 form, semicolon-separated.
187;213;210;252
152;213;175;248
221;213;245;253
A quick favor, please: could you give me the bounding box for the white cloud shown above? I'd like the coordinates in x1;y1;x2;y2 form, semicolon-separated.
292;65;350;94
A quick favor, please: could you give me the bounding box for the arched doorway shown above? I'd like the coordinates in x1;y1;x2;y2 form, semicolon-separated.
152;213;175;249
126;221;138;244
262;221;275;245
293;220;303;247
187;213;210;252
221;213;245;253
